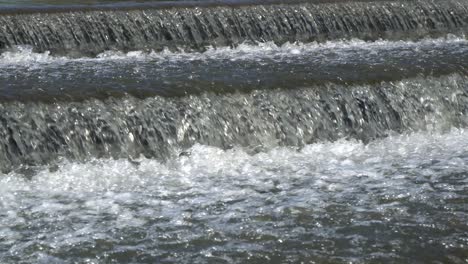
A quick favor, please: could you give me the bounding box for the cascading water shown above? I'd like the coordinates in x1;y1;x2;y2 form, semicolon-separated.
1;73;468;173
0;0;467;56
0;0;467;263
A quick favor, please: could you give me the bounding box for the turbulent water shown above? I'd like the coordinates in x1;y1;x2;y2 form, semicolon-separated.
1;129;468;263
0;0;467;263
1;0;468;56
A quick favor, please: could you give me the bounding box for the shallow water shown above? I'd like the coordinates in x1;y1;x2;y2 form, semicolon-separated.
1;0;468;262
1;129;467;263
0;0;205;7
1;37;468;101
0;0;346;11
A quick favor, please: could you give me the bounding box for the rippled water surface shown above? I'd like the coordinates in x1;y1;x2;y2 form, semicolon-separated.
1;37;468;101
0;38;468;264
0;0;310;10
1;0;468;262
1;129;467;263
0;0;205;6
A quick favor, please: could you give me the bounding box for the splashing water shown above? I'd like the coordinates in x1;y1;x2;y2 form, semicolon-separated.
1;129;468;263
1;0;468;263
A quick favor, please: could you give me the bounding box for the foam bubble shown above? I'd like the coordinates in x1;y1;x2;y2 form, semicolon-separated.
1;129;467;262
1;128;466;194
0;35;466;67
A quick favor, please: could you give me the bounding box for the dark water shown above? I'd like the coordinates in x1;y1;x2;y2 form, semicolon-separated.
0;0;143;5
0;0;384;12
2;38;468;101
0;0;467;263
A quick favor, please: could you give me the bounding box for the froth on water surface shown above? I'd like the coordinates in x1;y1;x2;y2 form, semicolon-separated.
0;0;467;262
1;0;467;56
1;72;468;173
1;129;467;262
1;36;468;101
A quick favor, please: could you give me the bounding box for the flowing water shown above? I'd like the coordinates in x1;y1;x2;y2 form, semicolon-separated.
0;0;467;263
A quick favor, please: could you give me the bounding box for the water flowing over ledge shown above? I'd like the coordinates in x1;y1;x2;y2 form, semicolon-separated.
0;0;467;56
1;36;468;102
1;128;467;263
1;1;468;262
1;73;467;174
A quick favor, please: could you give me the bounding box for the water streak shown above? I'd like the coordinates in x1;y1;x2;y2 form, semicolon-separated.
1;73;467;173
0;0;467;56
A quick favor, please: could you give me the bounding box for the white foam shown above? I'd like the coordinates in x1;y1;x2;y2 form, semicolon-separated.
0;35;466;67
1;128;466;195
1;129;467;260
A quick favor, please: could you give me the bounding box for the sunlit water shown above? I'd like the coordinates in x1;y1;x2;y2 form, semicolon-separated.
0;37;467;264
1;129;467;263
1;36;468;100
0;1;468;261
